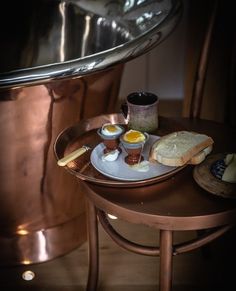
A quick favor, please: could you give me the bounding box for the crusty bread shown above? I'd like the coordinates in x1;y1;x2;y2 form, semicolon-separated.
149;131;214;166
188;145;213;165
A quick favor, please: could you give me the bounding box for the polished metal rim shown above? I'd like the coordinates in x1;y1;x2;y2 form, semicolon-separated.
0;0;182;88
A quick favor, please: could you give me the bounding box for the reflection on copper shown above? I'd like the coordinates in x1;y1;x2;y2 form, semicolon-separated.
107;214;118;220
17;229;29;236
22;260;31;265
17;225;29;236
37;231;48;262
0;66;123;265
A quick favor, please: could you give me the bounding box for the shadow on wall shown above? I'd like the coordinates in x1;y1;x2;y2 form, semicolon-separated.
183;0;236;125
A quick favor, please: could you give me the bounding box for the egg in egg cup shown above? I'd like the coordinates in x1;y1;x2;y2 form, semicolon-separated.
97;123;125;154
120;130;149;165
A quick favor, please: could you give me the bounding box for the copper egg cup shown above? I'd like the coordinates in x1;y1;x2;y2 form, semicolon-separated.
120;133;149;165
97;127;124;154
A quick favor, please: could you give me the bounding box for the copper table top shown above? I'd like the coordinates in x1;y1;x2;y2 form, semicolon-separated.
55;113;236;291
55;114;236;231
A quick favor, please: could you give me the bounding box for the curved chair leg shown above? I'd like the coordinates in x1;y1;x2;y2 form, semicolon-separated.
86;199;99;291
159;230;173;291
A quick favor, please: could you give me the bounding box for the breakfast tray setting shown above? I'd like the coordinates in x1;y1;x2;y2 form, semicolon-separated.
54;113;236;196
54;114;187;188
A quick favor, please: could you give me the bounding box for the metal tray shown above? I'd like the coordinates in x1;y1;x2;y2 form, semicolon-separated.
54;113;186;187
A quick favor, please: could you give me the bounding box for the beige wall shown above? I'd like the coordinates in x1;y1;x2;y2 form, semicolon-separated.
119;0;188;102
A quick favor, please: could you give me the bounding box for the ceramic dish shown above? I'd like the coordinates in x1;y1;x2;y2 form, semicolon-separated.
90;135;178;181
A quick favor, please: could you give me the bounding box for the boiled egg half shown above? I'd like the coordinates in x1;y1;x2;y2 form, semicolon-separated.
101;124;123;136
123;130;146;143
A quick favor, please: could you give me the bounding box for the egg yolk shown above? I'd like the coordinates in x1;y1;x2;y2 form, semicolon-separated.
104;125;119;133
123;130;145;143
101;124;123;136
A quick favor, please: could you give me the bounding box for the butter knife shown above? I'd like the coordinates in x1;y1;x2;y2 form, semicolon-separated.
57;145;91;167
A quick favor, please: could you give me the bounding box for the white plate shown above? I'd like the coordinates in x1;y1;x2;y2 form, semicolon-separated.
90;135;178;181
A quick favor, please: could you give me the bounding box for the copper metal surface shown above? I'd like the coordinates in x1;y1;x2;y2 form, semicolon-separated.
54;114;187;187
0;0;182;268
82;167;236;231
97;209;160;256
0;66;123;265
55;114;236;229
56;115;236;291
97;210;233;256
0;213;86;266
174;224;233;254
159;230;173;291
75;116;236;230
86;199;99;291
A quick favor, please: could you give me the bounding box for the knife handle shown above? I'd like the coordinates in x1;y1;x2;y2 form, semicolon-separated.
57;146;88;166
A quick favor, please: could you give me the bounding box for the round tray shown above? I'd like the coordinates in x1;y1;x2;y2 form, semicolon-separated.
193;153;236;199
54;114;187;188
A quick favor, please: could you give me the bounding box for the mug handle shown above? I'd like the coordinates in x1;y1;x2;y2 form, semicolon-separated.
120;101;128;119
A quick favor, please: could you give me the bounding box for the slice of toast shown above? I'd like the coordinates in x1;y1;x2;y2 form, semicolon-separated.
188;145;213;165
149;131;214;167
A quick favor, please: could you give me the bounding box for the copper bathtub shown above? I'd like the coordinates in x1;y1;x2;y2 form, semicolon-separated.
0;0;182;265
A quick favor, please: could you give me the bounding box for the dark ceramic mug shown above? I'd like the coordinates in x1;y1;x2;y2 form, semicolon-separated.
121;92;159;133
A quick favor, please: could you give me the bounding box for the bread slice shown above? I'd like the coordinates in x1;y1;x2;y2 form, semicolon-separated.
149;131;214;166
188;145;213;165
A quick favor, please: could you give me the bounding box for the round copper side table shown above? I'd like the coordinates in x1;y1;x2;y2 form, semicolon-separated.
54;114;236;291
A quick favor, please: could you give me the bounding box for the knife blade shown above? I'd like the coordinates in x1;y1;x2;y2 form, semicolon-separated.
57;145;91;167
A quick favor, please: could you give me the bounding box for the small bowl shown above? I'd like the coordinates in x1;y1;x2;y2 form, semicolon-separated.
120;132;149;165
97;124;124;154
